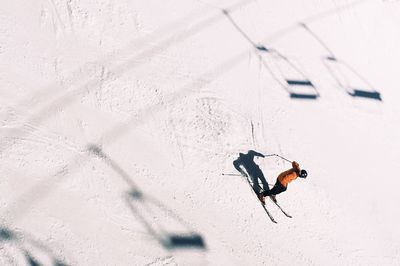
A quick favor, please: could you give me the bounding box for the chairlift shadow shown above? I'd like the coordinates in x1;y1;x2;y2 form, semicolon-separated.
323;56;382;101
125;192;206;250
256;45;320;100
0;227;68;266
299;23;382;101
87;145;207;251
222;9;319;100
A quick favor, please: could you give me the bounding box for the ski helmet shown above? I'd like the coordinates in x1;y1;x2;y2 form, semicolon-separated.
300;169;308;178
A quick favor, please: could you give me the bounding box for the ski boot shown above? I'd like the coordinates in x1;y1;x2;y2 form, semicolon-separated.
269;195;277;203
257;193;266;205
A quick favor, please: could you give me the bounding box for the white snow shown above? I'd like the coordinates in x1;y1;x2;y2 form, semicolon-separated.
1;0;400;265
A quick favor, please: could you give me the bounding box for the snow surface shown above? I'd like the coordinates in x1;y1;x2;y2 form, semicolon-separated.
1;0;400;265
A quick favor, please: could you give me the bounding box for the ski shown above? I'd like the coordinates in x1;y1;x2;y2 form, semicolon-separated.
269;198;292;218
240;176;290;220
259;200;277;223
242;175;277;223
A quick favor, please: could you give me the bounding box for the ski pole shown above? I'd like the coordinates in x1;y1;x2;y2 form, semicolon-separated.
264;154;291;163
221;173;242;176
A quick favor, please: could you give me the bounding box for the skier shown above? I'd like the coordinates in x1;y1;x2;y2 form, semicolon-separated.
258;161;307;204
233;150;269;193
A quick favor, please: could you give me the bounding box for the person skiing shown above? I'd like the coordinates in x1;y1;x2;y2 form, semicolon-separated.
257;161;307;204
233;150;269;194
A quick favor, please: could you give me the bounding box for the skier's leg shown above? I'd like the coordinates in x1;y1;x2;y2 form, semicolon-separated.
262;186;275;196
262;180;286;196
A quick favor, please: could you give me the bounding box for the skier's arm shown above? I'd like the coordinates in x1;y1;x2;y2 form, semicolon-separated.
233;159;248;177
292;161;300;171
252;151;265;158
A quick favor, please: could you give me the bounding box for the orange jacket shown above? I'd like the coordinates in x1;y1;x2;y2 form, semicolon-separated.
277;161;301;187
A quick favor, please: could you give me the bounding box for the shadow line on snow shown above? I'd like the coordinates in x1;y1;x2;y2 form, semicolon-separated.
0;0;376;261
3;0;250;225
3;49;247;224
86;144;207;250
261;0;372;43
4;0;377;226
12;0;252;111
0;0;252;154
2;0;373;156
0;227;68;266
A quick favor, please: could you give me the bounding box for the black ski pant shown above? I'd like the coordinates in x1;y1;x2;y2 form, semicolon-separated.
262;179;286;196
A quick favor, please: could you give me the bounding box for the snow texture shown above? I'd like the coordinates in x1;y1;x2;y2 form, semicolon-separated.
1;0;400;265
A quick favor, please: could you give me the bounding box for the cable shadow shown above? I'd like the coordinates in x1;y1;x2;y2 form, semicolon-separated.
222;9;319;100
262;0;371;43
0;227;68;266
3;155;86;223
0;0;252;153
13;0;251;111
86;144;206;250
299;23;382;101
3;49;247;224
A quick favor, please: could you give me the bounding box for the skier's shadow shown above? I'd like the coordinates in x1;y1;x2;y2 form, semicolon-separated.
0;227;68;266
233;150;270;193
87;144;206;250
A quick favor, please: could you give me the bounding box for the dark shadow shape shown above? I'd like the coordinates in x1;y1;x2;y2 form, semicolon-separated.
290;93;319;99
54;262;68;266
233;150;269;194
129;190;144;200
5;49;247;225
0;228;14;240
87;145;207;251
167;234;206;249
348;89;382;100
24;251;41;266
256;45;269;52
286;79;314;86
0;227;68;266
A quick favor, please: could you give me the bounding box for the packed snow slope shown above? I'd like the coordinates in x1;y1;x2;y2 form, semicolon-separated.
1;0;400;265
